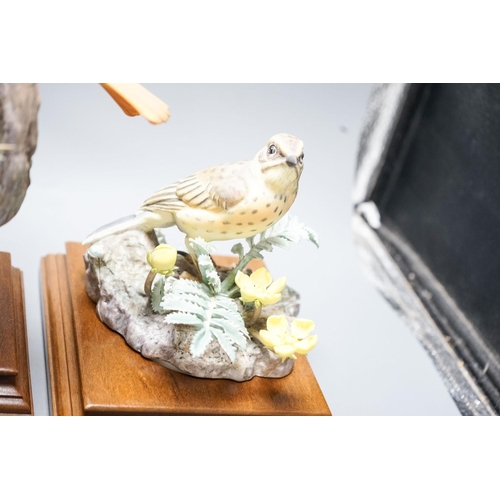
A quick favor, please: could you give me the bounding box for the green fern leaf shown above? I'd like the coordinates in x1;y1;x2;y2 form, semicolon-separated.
174;291;210;309
154;228;168;245
214;295;249;326
267;215;320;248
151;267;248;363
151;276;165;313
211;328;236;363
170;278;210;297
160;296;206;317
197;254;221;293
215;294;239;309
190;325;215;358
212;307;245;327
221;214;319;293
231;243;244;259
189;237;215;256
211;318;248;348
164;311;203;326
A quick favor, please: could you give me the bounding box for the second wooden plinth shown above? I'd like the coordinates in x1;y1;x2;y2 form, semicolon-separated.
41;243;331;416
0;252;33;415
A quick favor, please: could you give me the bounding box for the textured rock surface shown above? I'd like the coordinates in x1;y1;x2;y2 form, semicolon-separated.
0;84;39;226
84;230;301;380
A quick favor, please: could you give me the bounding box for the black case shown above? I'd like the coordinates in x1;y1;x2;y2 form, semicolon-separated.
354;83;500;416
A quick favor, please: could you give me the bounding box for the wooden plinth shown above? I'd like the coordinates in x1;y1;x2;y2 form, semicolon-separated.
41;243;331;416
0;252;33;415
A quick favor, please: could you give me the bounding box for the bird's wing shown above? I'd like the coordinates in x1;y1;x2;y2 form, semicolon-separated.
140;181;185;212
141;162;249;213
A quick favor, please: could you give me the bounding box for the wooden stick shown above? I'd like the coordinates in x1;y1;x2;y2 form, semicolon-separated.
144;270;156;296
246;305;262;327
100;83;170;125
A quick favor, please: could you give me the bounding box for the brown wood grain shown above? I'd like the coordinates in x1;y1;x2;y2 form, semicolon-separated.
41;254;83;415
0;255;33;415
0;252;18;375
42;243;331;416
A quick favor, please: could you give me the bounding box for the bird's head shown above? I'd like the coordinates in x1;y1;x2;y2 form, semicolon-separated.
256;133;304;191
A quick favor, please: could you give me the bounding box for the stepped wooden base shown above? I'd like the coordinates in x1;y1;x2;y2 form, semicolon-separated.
41;243;331;416
0;252;33;415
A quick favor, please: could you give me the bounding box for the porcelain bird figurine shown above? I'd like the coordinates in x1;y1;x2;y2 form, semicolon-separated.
83;133;304;246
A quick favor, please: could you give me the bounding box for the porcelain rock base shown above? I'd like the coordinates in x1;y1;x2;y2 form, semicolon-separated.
84;230;300;381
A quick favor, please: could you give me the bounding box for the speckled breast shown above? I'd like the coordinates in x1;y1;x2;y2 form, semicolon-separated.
175;188;297;241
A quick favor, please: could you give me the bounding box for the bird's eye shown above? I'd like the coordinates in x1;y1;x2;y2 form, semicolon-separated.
299;153;304;163
267;144;277;156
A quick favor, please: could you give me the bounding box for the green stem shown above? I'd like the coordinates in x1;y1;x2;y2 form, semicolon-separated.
246;236;255;249
227;285;240;298
220;254;255;294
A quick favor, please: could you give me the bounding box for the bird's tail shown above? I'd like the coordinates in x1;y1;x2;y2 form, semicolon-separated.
83;210;173;246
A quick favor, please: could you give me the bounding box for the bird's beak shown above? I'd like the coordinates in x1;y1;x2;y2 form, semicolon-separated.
286;155;298;167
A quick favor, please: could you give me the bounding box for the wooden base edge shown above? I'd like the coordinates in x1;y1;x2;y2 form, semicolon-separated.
41;255;84;416
42;244;331;416
0;253;33;415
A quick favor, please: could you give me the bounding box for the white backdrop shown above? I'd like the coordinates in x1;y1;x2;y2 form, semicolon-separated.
1;83;459;415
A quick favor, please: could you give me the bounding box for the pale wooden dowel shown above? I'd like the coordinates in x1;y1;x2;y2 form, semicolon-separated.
100;83;170;125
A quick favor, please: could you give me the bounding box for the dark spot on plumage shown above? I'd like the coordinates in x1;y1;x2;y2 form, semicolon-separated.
267;221;273;226
266;203;271;208
284;196;287;202
279;210;283;216
252;209;258;214
279;194;283;200
237;223;243;226
248;222;254;226
251;229;257;232
240;211;246;215
206;230;213;233
274;206;278;213
223;221;231;225
236;231;243;235
221;231;227;234
261;218;268;222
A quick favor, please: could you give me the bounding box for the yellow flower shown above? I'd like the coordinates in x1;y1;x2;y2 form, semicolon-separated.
146;244;177;275
235;268;286;308
256;315;318;362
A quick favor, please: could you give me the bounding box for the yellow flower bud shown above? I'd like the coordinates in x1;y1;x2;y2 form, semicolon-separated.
146;244;177;275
